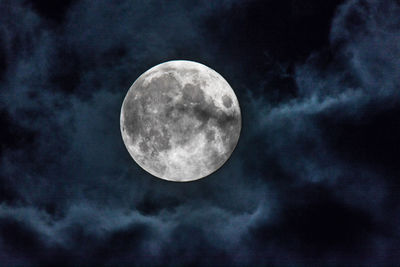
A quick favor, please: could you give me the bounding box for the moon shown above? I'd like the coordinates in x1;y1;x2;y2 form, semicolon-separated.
120;60;241;182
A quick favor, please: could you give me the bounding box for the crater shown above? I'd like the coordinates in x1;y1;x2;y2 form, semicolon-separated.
222;95;233;108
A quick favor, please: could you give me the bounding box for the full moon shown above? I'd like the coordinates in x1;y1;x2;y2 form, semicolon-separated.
120;60;241;182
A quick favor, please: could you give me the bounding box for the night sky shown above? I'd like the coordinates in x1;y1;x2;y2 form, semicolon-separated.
1;0;400;265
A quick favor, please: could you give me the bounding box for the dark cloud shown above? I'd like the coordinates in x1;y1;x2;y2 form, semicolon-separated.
1;0;400;265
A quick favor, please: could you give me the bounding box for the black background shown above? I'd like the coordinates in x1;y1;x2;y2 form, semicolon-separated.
1;0;400;265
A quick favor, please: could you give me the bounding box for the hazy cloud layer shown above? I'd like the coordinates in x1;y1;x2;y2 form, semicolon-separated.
1;0;400;265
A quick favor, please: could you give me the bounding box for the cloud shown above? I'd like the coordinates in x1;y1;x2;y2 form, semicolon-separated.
1;0;400;265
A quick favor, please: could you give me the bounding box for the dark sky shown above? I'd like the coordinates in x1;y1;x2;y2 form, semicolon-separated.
1;0;400;265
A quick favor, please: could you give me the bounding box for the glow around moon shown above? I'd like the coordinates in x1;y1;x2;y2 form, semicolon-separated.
120;60;241;182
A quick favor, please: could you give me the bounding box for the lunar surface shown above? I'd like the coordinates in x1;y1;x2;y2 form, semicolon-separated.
120;60;241;182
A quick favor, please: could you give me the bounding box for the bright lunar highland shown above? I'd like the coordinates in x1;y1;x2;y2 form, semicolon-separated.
120;60;241;182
